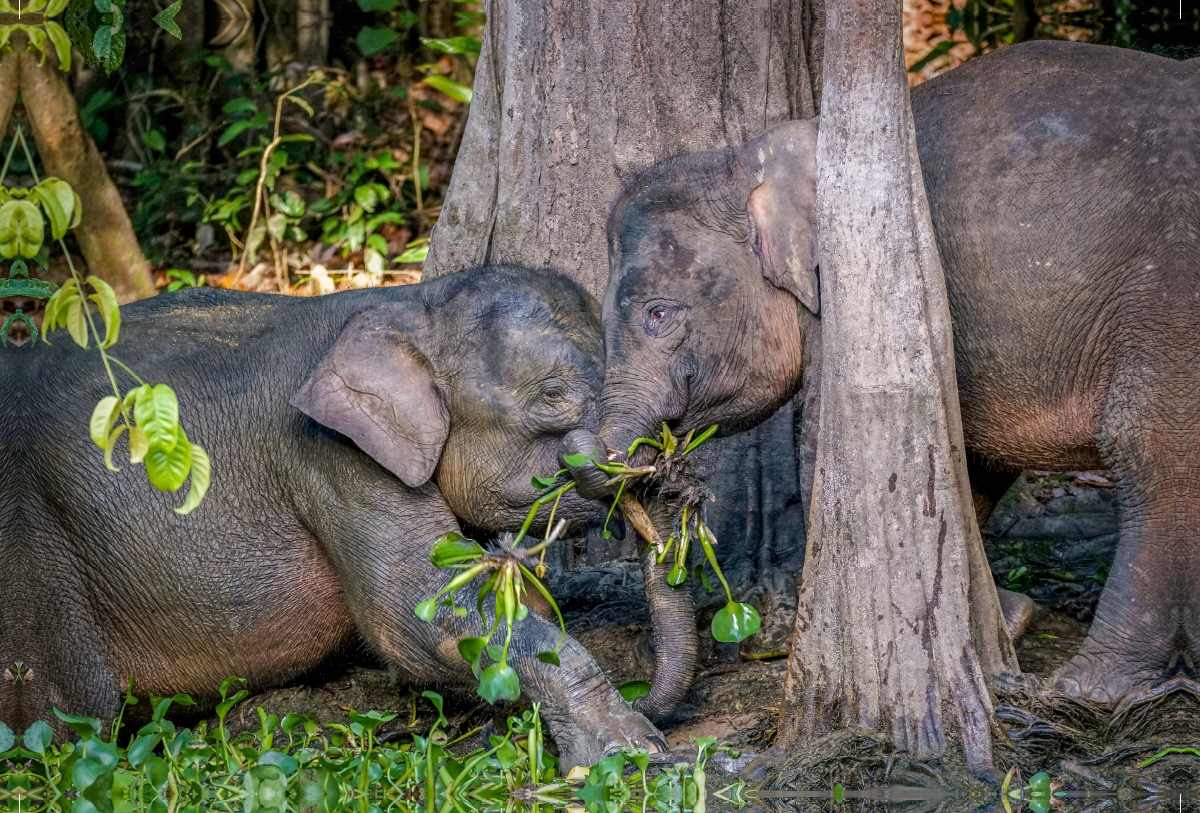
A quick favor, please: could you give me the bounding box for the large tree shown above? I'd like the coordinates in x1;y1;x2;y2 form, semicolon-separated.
776;0;1011;771
426;0;824;295
424;0;827;646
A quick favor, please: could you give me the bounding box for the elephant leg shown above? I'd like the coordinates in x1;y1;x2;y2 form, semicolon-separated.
1052;362;1195;705
321;500;667;770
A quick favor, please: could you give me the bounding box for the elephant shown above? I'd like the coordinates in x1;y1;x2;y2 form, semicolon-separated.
565;41;1200;709
0;266;668;767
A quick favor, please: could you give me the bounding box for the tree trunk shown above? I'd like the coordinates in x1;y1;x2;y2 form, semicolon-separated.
425;0;824;295
776;0;1004;773
0;52;16;144
14;44;156;301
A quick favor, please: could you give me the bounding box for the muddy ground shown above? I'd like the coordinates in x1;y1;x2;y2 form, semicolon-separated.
199;470;1198;793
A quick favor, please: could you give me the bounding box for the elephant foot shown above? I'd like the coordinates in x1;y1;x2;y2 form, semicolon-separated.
1110;674;1200;722
547;687;668;770
1051;651;1165;707
996;588;1036;641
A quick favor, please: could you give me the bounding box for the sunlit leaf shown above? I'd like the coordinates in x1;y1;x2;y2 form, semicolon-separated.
128;425;149;464
711;601;761;643
0;199;45;258
422;75;473;104
86;275;120;347
617;680;651;703
66;298;88;347
414;599;437;622
145;426;192;492
356;25;398;56
135;384;180;452
429;531;484;568
457;636;486;679
174;443;210;515
90;396;120;448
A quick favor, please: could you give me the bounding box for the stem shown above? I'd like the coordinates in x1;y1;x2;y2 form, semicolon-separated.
232;74;321;286
0;128;19;182
512;482;575;547
409;105;423;214
602;479;627;536
697;522;734;605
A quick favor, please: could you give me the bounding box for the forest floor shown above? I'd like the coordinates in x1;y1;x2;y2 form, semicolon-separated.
201;470;1198;792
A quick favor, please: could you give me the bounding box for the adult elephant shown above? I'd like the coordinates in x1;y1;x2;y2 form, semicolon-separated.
0;267;665;768
566;41;1200;708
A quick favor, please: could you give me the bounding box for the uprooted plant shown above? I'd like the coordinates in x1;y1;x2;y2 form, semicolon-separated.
415;423;761;704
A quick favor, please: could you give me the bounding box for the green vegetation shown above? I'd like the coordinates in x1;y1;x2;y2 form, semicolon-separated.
417;424;761;703
0;688;748;813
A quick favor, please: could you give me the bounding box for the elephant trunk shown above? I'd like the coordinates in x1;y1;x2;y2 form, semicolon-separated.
633;533;698;721
560;430;699;721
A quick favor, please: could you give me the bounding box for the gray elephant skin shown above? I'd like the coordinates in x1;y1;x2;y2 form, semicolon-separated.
0;266;666;767
566;41;1200;708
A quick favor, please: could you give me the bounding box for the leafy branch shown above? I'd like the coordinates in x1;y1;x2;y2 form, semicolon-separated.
1;124;210;513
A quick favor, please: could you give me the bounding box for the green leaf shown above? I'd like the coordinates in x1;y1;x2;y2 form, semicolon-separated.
45;0;71;16
66;298;89;347
666;563;687;586
134;384;180;452
457;636;486;679
536;651;560;666
562;452;592;468
128;426;149;464
267;212;289;241
21;720;52;754
92;24;112;59
694;563;713;592
617;680;651;703
367;233;388;255
414;599;437;622
353;184;381;212
356;25;398;56
908;40;953;74
258;750;300;775
86;275;120;347
272;190;305;217
174;442;210;514
531;474;560;490
420;36;481;56
422;75;473;104
395;243;428;264
90;396;120;448
145;426;192;492
218;120;253;146
126;734;161;767
151;0;182;39
1028;773;1051;794
429;531;484;568
142;130;166;152
43;20;73;70
711;601;761;643
356;0;398;10
54;707;103;739
0;723;13;752
0;199;46;258
477;663;520;704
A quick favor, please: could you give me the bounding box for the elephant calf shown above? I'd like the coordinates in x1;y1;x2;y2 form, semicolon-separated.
0;266;665;767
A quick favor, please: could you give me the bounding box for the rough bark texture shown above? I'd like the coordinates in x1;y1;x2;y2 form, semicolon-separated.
777;0;998;772
425;0;824;295
12;44;155;301
0;52;16;145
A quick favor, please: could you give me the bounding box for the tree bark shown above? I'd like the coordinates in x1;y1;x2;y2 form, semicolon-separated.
15;44;156;301
0;52;16;144
777;0;1003;773
425;0;824;295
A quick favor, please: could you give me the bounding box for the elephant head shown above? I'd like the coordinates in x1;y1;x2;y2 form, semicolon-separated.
589;119;820;461
293;266;607;534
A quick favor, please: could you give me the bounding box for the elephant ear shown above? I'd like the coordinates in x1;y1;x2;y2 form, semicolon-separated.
291;303;449;488
741;118;821;314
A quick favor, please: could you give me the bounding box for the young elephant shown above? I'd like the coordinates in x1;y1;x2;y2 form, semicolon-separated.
0;266;665;767
567;42;1200;709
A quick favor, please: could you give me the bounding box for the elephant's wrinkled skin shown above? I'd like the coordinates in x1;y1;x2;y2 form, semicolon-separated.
568;42;1200;707
0;266;666;767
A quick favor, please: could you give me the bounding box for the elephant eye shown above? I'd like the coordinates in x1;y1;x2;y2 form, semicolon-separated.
542;387;566;402
643;301;682;337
